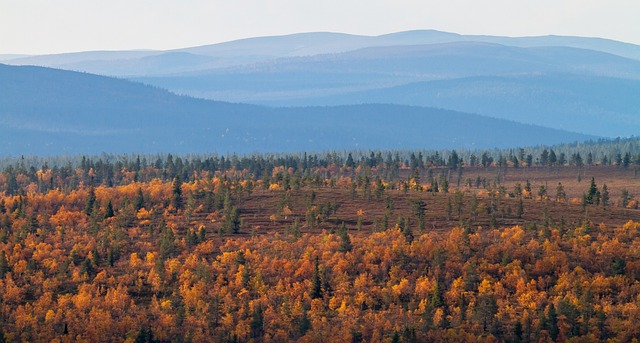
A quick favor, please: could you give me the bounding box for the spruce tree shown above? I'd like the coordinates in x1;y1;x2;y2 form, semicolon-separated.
171;176;183;211
601;184;610;209
104;200;115;219
134;187;145;211
586;177;598;204
311;257;323;299
84;187;96;215
0;251;9;278
548;303;559;341
338;223;352;253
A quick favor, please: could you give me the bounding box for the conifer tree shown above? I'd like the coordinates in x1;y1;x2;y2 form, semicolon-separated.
311;257;323;299
171;176;183;211
0;251;9;278
601;184;610;209
104;200;115;219
338;222;352;253
84;187;96;215
586;177;598;204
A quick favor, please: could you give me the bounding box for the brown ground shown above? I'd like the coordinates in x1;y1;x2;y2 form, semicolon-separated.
183;165;640;237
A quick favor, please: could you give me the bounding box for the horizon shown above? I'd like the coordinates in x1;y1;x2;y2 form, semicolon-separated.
1;0;639;55
2;29;639;57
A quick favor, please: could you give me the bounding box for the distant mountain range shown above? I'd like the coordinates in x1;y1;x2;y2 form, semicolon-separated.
0;64;593;155
2;30;638;155
5;30;640;76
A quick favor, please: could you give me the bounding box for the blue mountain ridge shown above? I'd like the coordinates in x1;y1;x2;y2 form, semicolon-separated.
0;64;594;156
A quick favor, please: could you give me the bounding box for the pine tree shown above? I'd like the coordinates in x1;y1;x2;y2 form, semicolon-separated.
402;217;413;242
621;188;631;208
0;251;9;278
345;153;355;168
104;200;115;219
84;187;96;215
311;256;323;299
601;184;610;209
224;206;241;234
134;187;145;211
548;303;559;341
524;180;532;198
586;177;598;204
249;305;265;340
159;227;176;258
134;327;153;343
171;176;183;211
338;223;352;253
198;226;206;243
513;321;523;343
516;197;524;218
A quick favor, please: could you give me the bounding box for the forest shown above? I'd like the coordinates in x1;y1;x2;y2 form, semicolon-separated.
2;138;640;342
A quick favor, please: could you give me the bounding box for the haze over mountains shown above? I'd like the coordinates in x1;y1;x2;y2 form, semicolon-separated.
1;64;594;155
2;30;638;155
5;30;640;75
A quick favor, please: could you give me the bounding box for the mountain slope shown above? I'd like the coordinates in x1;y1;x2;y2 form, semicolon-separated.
257;74;640;137
132;43;640;137
0;64;593;155
136;42;640;99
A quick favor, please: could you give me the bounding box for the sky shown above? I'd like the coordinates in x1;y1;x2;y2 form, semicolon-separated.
1;0;639;55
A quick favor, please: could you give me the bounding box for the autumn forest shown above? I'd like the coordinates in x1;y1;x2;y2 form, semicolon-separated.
3;139;640;342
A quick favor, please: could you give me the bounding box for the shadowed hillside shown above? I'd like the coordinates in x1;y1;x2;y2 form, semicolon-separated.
0;64;593;155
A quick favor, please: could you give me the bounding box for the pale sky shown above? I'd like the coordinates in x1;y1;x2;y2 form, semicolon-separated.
1;0;639;55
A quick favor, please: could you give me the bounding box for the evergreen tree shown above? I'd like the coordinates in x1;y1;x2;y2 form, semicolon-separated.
311;257;323;299
548;149;557;166
338;223;352;253
548;303;559;341
517;197;524;218
224;206;241;234
104;200;115;219
84;187;96;216
374;177;385;199
249;305;265;340
402;217;413;242
430;179;439;193
586;177;599;204
391;332;400;343
134;327;154;343
621;188;631;208
601;184;610;209
411;168;421;191
441;178;449;193
612;257;626;275
540;149;549;166
411;200;426;230
171;176;183;211
345;153;355;168
159;227;176;258
0;251;9;278
513;321;523;343
198;226;206;243
294;311;311;338
134;187;145;211
524;180;532;198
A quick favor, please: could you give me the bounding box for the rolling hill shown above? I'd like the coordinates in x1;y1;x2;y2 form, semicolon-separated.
260;74;640;137
0;64;594;155
5;31;639;140
132;43;640;137
5;30;640;76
